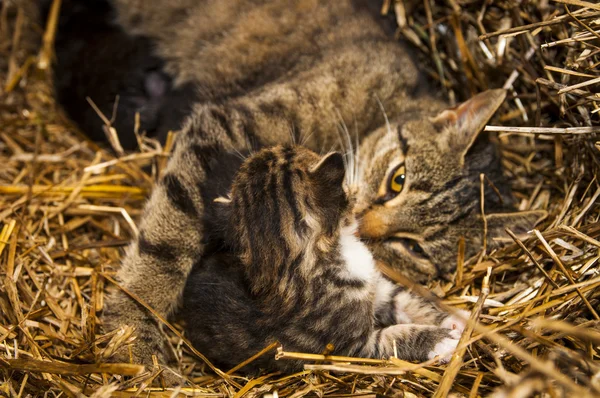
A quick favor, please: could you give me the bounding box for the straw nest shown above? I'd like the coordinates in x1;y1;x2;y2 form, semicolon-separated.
1;0;599;396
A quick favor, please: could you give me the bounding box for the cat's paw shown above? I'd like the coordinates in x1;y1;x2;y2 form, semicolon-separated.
440;309;470;333
427;329;460;363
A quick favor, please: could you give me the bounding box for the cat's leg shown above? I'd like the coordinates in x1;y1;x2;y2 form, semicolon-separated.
373;275;469;332
102;105;255;372
361;323;461;363
103;142;207;368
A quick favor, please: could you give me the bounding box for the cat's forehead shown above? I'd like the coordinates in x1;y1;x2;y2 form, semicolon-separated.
362;125;405;161
400;118;439;143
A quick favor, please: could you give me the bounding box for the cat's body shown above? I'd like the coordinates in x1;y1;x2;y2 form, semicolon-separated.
183;146;464;372
45;0;545;376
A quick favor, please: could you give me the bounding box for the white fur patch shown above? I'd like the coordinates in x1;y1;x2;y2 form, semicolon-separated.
393;307;412;324
440;310;471;333
340;222;375;281
427;334;460;364
373;277;396;313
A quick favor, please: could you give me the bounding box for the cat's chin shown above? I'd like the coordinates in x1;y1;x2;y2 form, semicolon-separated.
367;240;439;283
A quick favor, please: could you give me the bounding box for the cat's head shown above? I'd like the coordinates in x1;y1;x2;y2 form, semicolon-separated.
355;89;546;282
224;145;349;271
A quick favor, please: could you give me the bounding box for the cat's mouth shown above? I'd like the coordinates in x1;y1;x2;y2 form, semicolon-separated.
386;237;431;261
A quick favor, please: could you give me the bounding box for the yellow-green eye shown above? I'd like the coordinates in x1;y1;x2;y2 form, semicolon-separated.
388;165;406;194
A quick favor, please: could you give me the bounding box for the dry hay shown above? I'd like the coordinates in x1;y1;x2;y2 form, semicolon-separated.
0;0;599;396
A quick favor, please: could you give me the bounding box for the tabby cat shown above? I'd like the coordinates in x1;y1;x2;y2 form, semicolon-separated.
183;145;466;372
46;0;545;376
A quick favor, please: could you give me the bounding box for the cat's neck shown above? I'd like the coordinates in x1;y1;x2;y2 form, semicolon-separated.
338;221;376;283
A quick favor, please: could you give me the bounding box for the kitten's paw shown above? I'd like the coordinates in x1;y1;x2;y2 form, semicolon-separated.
109;345;185;386
158;368;187;387
427;335;459;364
440;309;471;333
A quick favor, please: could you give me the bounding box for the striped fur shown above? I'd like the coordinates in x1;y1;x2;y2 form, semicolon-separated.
90;1;548;375
183;146;464;372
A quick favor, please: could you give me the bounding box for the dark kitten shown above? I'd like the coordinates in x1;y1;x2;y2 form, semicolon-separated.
44;0;197;149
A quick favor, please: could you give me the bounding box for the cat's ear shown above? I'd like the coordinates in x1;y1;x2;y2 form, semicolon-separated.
485;210;547;244
310;152;346;187
432;89;506;158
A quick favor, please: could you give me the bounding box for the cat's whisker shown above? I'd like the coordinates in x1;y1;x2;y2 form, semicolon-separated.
300;129;315;147
288;124;297;146
340;149;356;186
336;144;351;183
326;142;337;156
375;95;393;138
318;142;333;157
346;124;360;186
333;119;348;153
334;109;357;186
232;147;248;161
243;133;257;157
353;119;361;185
347;122;358;185
354;141;361;186
333;124;351;183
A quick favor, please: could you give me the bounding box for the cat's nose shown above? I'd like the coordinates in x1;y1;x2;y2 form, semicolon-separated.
357;210;388;240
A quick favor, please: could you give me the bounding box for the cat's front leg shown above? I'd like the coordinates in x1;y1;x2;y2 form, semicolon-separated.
362;323;460;363
103;143;207;370
373;275;469;333
103;105;252;382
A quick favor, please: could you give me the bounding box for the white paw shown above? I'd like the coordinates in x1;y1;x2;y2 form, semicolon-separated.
427;336;459;364
440;309;470;333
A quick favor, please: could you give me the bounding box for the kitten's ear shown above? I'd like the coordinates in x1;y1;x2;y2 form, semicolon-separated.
310;152;346;187
485;210;547;245
432;89;506;157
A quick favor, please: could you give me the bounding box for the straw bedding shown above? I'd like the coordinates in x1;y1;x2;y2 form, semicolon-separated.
0;0;599;396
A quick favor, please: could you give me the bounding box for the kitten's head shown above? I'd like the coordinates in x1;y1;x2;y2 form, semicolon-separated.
224;145;349;272
355;89;545;282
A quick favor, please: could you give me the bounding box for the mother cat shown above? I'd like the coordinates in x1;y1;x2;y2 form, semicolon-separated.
49;0;545;373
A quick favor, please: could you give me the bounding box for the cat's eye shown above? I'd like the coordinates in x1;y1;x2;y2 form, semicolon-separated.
388;165;406;195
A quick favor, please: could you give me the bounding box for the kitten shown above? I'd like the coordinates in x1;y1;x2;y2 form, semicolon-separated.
42;0;198;150
183;145;465;372
55;0;548;373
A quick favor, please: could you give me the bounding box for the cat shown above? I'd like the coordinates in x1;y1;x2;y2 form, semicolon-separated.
43;0;546;375
183;145;467;372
